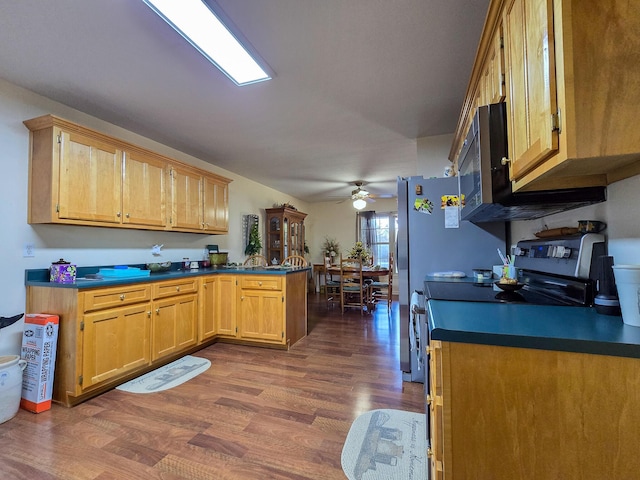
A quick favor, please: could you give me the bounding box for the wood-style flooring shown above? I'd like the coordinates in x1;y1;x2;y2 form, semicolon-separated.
0;294;424;479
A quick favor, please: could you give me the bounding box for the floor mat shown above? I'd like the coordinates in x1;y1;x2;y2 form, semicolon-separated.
116;355;211;394
341;409;427;480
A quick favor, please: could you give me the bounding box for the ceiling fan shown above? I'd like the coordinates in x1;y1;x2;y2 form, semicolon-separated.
351;182;373;209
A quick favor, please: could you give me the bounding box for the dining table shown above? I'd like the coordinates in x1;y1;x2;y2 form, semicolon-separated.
325;265;390;311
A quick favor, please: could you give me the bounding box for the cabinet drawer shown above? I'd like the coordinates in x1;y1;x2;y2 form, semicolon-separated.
239;276;282;291
152;278;199;299
83;284;152;312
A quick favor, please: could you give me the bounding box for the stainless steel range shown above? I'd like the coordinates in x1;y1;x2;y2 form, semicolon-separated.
424;233;606;307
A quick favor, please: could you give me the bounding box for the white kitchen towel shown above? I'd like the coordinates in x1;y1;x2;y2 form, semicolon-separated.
409;292;421;370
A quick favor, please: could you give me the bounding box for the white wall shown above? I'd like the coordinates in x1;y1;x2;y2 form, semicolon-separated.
510;175;640;257
306;197;398;266
417;134;454;179
0;79;309;354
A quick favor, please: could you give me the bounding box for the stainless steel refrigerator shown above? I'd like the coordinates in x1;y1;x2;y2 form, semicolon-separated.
397;176;506;382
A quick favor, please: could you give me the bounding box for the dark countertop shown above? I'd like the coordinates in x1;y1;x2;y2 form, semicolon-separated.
427;300;640;359
26;264;311;289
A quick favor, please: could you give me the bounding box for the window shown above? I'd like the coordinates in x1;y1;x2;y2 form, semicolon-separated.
356;211;397;269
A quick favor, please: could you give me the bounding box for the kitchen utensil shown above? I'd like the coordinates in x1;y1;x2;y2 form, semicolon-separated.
146;261;172;272
578;220;606;233
594;255;620;316
534;227;580;238
50;259;77;284
472;268;493;280
209;252;229;266
494;281;525;292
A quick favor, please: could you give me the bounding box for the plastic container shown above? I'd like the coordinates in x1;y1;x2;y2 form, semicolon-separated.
0;355;27;424
472;268;493;281
612;265;640;326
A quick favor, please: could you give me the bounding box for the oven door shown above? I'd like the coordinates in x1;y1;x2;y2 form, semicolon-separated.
409;290;426;383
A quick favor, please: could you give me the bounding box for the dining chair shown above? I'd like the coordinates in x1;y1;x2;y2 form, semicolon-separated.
339;255;369;315
282;255;308;267
370;253;394;312
243;254;268;267
324;256;340;308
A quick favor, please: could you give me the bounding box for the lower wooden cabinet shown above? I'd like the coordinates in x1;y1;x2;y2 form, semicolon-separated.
82;303;152;389
427;339;640;479
25;270;307;407
151;293;198;361
200;275;237;340
238;276;285;345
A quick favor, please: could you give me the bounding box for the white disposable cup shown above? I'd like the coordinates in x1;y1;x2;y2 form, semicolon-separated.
612;265;640;327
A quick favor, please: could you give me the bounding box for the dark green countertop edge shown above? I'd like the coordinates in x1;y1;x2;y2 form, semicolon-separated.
26;264;311;289
427;299;640;359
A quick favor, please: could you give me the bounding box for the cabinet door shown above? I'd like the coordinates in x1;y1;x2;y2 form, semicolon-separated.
200;276;236;340
504;0;558;180
152;294;198;361
168;165;202;231
202;175;229;233
200;276;217;341
82;303;151;389
479;23;505;106
122;150;166;227
239;290;284;343
58;130;122;223
216;276;237;338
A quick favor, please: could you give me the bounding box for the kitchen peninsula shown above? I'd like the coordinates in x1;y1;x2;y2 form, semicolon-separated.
427;300;640;479
25;264;309;407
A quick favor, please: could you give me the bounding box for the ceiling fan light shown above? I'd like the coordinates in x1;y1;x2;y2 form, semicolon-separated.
353;198;367;210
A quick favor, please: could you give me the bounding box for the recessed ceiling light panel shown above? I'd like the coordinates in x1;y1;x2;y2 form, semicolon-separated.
142;0;271;86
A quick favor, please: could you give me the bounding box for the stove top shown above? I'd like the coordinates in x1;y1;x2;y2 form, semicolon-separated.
424;280;580;306
424;234;606;307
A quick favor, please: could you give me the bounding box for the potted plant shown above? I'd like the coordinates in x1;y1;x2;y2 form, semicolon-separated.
347;241;371;263
322;237;340;263
245;223;262;256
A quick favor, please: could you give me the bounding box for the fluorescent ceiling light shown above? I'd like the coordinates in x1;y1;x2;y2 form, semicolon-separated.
142;0;271;86
353;198;367;210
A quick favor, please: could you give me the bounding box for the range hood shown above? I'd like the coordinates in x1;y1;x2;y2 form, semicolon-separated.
462;186;607;223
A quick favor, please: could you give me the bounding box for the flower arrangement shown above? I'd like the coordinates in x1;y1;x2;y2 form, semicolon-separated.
244;223;262;256
322;237;340;259
347;241;371;263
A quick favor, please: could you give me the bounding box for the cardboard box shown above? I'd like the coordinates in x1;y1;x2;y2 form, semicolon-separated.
20;314;59;413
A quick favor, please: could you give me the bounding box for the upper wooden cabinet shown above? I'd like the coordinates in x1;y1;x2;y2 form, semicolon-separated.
167;165;230;233
450;0;640;192
24;115;231;233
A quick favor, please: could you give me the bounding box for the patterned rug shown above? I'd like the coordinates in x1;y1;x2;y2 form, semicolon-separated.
341;409;427;480
116;355;211;394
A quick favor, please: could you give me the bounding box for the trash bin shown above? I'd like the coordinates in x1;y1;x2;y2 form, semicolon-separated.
0;355;27;423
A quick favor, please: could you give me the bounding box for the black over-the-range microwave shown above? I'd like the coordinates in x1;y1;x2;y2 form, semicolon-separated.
456;103;606;223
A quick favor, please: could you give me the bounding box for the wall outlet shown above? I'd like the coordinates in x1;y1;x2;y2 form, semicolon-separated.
23;243;35;257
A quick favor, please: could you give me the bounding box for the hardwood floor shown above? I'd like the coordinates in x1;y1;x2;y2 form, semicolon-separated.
0;294;424;479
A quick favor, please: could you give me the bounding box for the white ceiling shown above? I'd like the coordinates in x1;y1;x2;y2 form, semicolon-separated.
0;0;489;202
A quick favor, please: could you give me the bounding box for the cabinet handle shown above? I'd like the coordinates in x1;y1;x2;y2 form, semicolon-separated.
501;157;511;166
426;394;433;405
156;308;160;314
176;286;180;292
125;213;130;218
120;294;125;301
258;281;262;286
427;448;434;458
147;311;151;317
116;212;121;217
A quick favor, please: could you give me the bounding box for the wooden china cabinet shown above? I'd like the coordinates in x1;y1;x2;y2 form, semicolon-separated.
265;207;307;265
